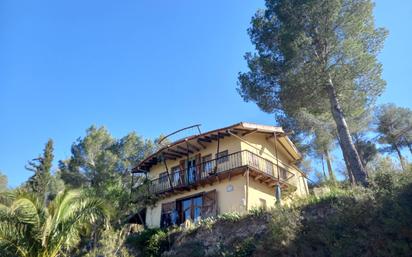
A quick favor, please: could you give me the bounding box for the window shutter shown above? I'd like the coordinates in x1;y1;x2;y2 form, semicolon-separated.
160;201;176;228
196;153;201;181
179;160;186;185
202;189;217;218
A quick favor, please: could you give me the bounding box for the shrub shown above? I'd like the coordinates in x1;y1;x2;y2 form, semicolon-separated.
231;237;257;257
248;207;266;217
126;228;168;257
83;226;132;257
217;212;242;222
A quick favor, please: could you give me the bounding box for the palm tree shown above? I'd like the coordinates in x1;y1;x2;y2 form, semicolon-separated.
0;189;110;257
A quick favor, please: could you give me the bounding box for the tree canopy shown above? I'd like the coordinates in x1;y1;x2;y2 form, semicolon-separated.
238;0;387;185
25;139;54;201
58;126;156;222
376;104;412;170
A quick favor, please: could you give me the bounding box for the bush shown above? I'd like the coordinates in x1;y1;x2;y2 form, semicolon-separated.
83;226;132;257
217;212;242;222
127;170;412;257
231;237;257;257
248;207;266;217
127;228;168;257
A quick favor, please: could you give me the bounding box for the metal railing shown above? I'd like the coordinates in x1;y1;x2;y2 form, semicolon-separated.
133;150;295;195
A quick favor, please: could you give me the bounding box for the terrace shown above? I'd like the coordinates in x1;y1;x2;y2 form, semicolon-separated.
131;150;296;200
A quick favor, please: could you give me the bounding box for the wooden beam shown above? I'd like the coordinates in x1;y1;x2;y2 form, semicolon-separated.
242;128;258;137
254;175;263;181
210;134;223;140
163;156;176;160
196;139;207;149
166;149;186;156
186;141;200;152
177;146;193;154
219;131;231;137
263;177;273;183
227;129;239;135
266;132;285;140
198;137;211;143
163;151;180;158
206;135;216;141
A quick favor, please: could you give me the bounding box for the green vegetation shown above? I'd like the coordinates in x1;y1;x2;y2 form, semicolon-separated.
25;139;54;202
0;190;110;257
376;104;412;170
126;228;168;257
1;1;412;256
0;171;7;192
0;126;162;257
127;169;411;257
1;111;411;257
238;0;388;185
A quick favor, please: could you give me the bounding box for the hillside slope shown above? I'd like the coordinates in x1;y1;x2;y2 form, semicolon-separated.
127;171;412;257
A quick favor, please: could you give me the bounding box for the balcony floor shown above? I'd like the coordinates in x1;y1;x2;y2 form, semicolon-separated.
154;165;293;198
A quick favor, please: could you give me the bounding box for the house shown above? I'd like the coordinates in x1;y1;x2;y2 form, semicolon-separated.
131;122;309;228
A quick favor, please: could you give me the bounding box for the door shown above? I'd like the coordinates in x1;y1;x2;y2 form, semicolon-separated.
187;158;197;184
180;196;203;223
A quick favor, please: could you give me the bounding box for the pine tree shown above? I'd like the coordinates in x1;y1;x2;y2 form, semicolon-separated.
26;139;54;200
376;104;412;170
238;0;387;185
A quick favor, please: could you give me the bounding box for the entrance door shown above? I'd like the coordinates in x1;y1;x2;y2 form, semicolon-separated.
181;196;203;223
187;158;197;184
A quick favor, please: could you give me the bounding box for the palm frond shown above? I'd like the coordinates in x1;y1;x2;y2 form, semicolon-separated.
0;189;109;257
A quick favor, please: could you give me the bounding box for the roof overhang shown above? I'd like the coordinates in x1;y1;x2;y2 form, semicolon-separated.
132;122;302;173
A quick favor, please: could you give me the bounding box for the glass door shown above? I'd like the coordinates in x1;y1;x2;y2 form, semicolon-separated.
180;196;203;223
187;158;197;184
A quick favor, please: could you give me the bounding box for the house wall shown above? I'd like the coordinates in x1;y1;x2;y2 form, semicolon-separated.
239;133;309;198
248;178;277;209
145;175;247;228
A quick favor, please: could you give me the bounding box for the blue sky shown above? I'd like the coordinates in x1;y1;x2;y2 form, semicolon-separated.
0;1;411;187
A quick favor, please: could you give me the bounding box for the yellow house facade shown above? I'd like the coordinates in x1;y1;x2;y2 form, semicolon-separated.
131;122;309;228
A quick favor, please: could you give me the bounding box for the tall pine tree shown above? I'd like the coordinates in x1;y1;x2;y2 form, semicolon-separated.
238;0;387;185
376;104;412;170
26;139;54;201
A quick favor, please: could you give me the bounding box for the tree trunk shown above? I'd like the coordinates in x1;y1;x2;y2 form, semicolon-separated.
325;79;368;186
324;148;336;182
394;144;406;171
407;141;412;155
321;155;327;179
338;136;355;185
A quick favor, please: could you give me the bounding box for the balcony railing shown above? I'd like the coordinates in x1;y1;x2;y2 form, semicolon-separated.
132;150;295;196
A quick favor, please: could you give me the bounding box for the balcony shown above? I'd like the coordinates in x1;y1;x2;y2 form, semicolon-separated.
132;150;296;198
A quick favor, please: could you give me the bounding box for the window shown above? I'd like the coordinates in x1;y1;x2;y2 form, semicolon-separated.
187;158;197;184
259;198;267;210
202;154;213;173
180;196;203;223
171;166;180;183
279;167;288;180
216;150;228;164
160;201;176;228
158;172;168;184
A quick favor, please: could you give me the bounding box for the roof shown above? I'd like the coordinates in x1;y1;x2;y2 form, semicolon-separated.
132;122;302;173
